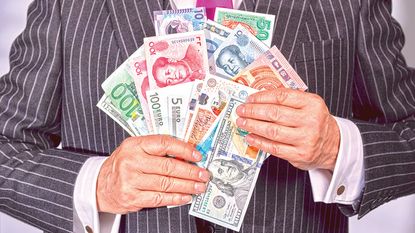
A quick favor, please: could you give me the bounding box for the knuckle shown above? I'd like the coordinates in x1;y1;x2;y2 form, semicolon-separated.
269;106;280;122
162;158;176;175
150;193;164;207
271;143;280;155
159;176;174;192
266;126;280;140
275;90;289;104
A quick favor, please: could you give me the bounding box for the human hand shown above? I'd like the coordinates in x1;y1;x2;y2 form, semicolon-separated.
96;135;211;214
235;89;340;172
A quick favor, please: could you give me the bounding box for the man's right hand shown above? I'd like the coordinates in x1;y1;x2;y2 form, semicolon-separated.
96;135;211;214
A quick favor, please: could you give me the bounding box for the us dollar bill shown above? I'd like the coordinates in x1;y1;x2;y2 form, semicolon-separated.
214;7;275;47
97;95;137;136
189;95;266;232
209;25;269;79
154;7;206;36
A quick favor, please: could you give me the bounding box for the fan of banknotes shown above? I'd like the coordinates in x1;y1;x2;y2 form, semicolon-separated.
97;7;308;232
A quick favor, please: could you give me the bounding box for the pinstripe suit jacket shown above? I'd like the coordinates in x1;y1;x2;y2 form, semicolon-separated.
1;0;414;232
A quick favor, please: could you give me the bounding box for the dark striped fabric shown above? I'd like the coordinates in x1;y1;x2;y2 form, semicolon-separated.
0;0;414;232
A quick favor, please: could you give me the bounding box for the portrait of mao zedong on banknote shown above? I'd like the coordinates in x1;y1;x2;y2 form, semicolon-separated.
209;159;256;210
152;44;205;87
216;45;249;77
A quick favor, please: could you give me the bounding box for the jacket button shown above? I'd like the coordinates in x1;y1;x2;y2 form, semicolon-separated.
85;225;93;233
207;225;215;233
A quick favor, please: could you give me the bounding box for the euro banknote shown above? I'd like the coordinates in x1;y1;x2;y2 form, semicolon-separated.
97;95;137;136
101;49;149;135
154;7;206;36
214;7;275;47
209;25;269;79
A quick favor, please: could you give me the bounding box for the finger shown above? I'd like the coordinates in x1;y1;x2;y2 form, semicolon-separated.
236;103;304;127
245;134;297;162
138;156;211;182
135;135;202;162
236;118;300;145
133;191;193;209
247;89;308;108
132;173;207;194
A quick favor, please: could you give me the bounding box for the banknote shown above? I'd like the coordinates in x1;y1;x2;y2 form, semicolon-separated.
182;80;204;140
101;50;149;135
144;31;209;89
209;25;269;79
146;82;194;135
189;96;266;232
233;46;308;91
97;95;137;136
154;7;206;36
168;94;188;139
214;7;275;47
185;75;252;152
125;46;154;134
204;19;232;58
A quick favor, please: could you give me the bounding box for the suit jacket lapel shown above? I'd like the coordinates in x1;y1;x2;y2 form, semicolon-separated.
106;0;166;60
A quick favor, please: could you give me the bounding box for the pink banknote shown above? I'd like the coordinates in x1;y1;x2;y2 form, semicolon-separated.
144;31;209;90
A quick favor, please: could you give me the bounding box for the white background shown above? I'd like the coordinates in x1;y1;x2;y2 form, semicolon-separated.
0;1;414;232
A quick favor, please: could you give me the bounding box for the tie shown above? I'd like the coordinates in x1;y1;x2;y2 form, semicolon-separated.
196;0;234;20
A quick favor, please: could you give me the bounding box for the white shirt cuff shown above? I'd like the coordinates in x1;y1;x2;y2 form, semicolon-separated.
73;157;121;233
309;117;365;205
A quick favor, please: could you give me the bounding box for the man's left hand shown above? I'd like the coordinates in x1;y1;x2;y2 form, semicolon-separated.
236;89;340;172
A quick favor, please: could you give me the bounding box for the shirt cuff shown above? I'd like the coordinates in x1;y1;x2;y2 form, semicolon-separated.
309;117;365;205
73;156;121;233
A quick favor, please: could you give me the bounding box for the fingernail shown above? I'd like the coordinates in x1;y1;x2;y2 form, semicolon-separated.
236;105;245;115
182;195;192;203
192;151;201;161
199;170;211;182
245;135;254;144
195;182;207;193
236;118;246;127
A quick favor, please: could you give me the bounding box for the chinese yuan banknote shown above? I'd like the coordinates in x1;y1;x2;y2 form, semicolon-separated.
209;25;269;79
190;95;267;232
154;7;206;36
101;49;149;135
214;7;275;47
233;46;308;91
144;31;209;89
125;46;154;134
97;95;136;136
204;19;232;58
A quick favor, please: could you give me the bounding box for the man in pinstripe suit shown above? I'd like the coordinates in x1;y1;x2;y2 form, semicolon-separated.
1;0;414;233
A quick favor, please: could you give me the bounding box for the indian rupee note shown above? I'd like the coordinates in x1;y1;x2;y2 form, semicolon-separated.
97;95;137;136
214;7;275;47
154;7;206;36
204;19;232;58
209;25;268;79
233;46;308;91
189;95;267;232
144;31;209;89
101;50;149;135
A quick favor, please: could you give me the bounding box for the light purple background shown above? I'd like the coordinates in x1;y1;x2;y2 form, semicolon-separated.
0;1;414;232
